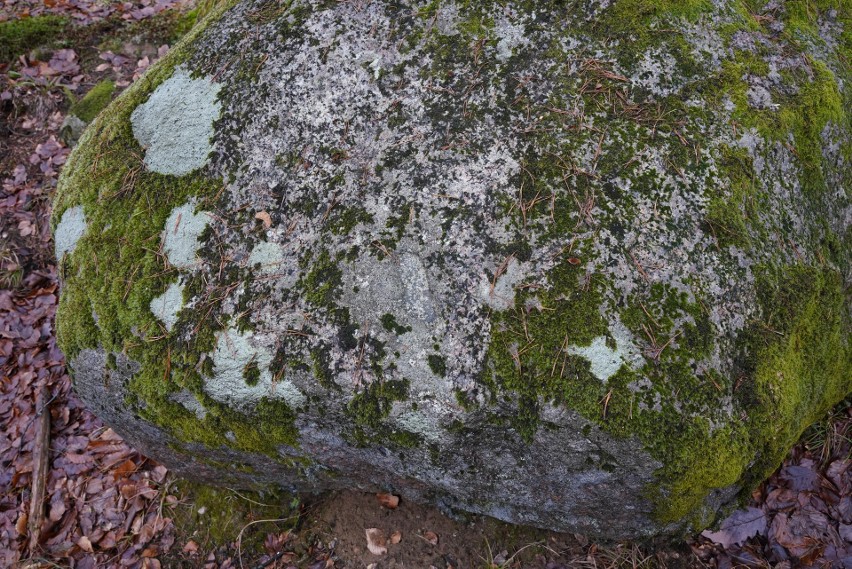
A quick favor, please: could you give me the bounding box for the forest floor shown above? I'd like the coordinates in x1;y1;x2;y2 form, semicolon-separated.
1;1;850;567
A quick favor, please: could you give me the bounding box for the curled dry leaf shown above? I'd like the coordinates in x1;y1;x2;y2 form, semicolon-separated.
15;512;28;536
423;531;439;545
390;530;402;544
255;211;273;228
365;528;387;555
376;493;399;510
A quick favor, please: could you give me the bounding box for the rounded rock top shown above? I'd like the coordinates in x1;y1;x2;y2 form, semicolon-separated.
52;0;851;540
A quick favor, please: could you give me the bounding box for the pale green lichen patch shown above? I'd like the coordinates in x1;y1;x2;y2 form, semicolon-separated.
247;241;285;275
163;202;210;269
150;280;184;331
207;327;307;409
478;257;525;311
566;336;631;383
130;66;222;176
54;205;87;259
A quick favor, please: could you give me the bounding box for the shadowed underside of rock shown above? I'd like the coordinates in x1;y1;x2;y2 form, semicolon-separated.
52;0;851;540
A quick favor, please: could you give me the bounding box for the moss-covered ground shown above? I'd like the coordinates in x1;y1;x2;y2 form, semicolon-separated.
0;15;68;62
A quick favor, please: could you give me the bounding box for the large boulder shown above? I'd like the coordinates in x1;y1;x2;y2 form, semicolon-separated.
52;0;850;539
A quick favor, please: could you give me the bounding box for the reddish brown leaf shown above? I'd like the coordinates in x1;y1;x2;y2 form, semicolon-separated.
376;493;399;510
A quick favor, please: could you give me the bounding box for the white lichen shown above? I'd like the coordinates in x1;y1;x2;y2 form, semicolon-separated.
54;205;87;259
394;409;443;442
479;257;526;311
205;327;306;409
162;202;209;269
495;19;528;62
566;336;631;383
247;241;285;275
130;67;221;176
149;281;184;331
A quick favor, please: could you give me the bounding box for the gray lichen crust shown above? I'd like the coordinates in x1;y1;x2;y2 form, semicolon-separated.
54;0;851;540
54;205;87;259
130;67;221;176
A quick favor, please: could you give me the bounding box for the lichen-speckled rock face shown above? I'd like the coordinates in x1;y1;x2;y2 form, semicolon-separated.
53;0;851;539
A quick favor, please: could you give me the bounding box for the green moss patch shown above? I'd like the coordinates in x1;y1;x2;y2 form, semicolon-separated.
0;15;67;62
347;378;421;447
69;79;116;123
168;481;300;553
54;0;302;463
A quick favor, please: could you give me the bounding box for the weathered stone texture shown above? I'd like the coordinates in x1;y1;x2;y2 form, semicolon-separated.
53;0;851;539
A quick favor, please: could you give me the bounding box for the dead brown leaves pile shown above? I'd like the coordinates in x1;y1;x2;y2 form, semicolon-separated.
0;148;180;568
695;407;852;568
0;3;190;568
1;0;187;26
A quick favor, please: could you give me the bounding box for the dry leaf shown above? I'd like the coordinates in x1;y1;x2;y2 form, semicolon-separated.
365;528;387;555
423;531;439;545
255;211;273;228
390;531;402;544
183;540;199;553
77;535;94;553
701;507;767;547
15;512;28;536
113;459;137;479
48;496;66;522
376;493;400;510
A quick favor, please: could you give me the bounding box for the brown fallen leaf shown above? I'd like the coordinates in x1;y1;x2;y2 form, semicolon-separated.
183;540;199;553
376;493;400;510
255;211;273;228
390;530;402;544
423;531;439;545
15;512;28;536
365;528;387;555
113;459;137;479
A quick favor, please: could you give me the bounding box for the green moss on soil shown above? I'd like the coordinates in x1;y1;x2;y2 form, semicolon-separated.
0;15;67;62
169;481;299;552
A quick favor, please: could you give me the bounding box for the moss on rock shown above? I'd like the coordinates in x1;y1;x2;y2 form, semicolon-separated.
54;0;851;540
69;80;116;123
